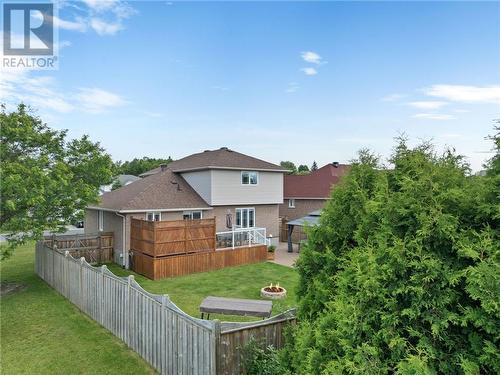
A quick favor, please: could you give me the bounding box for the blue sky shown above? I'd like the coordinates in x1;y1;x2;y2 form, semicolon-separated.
2;1;499;171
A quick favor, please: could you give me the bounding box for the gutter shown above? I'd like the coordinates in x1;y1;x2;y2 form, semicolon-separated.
87;206;213;213
115;212;128;269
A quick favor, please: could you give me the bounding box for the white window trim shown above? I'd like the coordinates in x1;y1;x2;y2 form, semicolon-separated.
145;212;162;221
183;210;203;220
288;199;295;208
98;210;104;231
241;171;259;185
235;207;256;228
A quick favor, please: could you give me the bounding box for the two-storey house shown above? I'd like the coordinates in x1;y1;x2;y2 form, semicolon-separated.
85;147;286;266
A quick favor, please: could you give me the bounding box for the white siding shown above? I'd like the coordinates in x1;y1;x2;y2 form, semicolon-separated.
210;170;283;205
181;170;212;204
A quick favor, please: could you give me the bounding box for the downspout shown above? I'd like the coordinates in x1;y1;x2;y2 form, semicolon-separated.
115;212;128;269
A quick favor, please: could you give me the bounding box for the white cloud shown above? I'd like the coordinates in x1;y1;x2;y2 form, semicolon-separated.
211;86;230;91
144;111;164;118
424;84;500;103
381;93;405;102
301;51;322;65
407;101;448;110
50;0;136;37
75;87;127;113
0;67;127;115
32;12;88;32
0;69;74;113
301;67;317;76
90;18;123;35
286;82;299;93
413;113;456;120
54;16;88;32
82;0;120;12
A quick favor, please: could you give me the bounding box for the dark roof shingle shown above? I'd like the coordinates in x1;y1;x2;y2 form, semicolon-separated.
140;147;286;176
284;163;350;199
93;169;210;211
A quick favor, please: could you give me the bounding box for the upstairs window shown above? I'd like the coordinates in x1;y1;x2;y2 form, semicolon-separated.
146;212;161;221
288;199;295;208
241;171;258;185
183;211;202;220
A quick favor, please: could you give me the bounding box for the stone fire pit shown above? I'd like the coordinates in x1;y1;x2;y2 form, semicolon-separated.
260;283;287;299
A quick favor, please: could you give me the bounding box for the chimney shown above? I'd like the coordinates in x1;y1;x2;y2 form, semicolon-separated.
332;162;339;168
160;164;168;171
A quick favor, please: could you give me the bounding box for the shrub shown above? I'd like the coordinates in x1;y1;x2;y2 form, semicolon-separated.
287;134;500;374
267;245;276;253
241;338;290;375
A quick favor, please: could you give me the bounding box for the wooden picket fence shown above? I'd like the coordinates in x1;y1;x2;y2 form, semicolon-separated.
43;232;113;264
35;242;296;374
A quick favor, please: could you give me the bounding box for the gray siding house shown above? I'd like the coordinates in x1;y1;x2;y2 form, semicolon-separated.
85;147;286;267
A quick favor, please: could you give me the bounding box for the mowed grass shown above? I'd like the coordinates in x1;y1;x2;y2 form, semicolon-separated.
0;242;155;375
108;260;299;322
1;242;299;374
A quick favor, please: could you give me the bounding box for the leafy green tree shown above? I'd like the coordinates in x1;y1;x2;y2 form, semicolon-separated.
111;179;122;190
297;164;310;174
285;138;499;374
115;156;172;176
0;104;115;258
280;161;297;174
311;161;318;171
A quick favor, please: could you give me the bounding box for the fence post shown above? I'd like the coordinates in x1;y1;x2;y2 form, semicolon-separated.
100;265;107;325
125;275;134;345
79;257;85;310
214;319;221;375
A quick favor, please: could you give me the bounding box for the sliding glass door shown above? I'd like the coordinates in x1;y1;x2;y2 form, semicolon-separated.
235;208;255;228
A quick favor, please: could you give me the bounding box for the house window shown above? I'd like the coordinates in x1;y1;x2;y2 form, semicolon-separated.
288;199;295;208
183;211;202;220
98;210;104;231
146;212;161;221
235;208;255;228
241;171;258;185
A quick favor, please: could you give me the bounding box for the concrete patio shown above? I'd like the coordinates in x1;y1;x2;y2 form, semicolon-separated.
271;242;299;268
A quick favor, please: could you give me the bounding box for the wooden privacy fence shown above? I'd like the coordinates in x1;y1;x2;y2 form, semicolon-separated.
130;218;268;280
35;242;296;375
43;232;113;264
132;244;268;280
131;218;216;257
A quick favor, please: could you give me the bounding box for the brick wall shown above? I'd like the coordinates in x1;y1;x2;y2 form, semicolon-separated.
279;198;327;221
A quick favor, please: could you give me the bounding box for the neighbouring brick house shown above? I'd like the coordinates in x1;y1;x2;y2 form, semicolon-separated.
279;162;350;242
85;148;286;267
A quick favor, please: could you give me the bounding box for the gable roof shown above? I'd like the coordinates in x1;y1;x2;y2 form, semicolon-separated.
140;147;287;177
90;169;210;212
284;163;350;199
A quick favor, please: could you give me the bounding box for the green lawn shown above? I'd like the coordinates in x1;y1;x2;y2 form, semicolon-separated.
107;260;298;321
1;242;298;374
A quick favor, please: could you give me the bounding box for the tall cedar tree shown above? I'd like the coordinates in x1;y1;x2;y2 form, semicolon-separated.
285;135;499;374
0;104;115;258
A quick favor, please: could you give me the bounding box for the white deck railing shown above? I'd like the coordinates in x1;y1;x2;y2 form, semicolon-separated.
216;227;270;249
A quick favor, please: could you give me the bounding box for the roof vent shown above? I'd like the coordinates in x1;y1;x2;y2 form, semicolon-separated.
220;147;229;151
332;162;339;168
